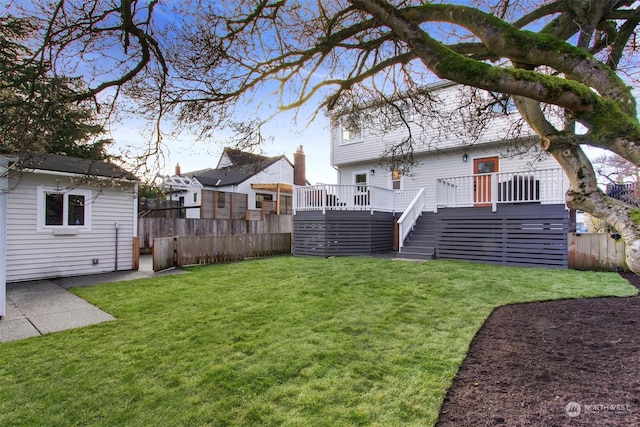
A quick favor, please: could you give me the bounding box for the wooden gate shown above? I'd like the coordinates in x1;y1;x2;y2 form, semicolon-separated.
153;237;177;271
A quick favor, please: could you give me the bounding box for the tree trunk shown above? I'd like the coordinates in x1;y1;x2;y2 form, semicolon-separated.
514;96;640;274
549;142;640;274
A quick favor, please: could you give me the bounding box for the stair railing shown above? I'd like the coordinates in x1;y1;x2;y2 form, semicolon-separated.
397;188;427;251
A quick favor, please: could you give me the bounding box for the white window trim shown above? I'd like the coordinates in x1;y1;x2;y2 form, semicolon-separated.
37;186;93;233
390;170;403;190
340;114;364;145
389;100;414;125
353;171;369;186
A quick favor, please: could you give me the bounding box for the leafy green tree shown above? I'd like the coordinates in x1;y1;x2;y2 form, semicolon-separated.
0;16;112;160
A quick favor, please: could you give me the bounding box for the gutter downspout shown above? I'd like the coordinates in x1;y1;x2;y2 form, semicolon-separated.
0;156;8;318
114;222;119;272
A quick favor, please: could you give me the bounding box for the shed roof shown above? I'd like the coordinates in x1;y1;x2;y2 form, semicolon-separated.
16;154;138;181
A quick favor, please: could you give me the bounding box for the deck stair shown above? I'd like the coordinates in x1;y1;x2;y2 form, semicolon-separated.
398;213;437;260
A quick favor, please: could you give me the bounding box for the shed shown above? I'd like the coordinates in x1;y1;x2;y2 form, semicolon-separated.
2;154;139;285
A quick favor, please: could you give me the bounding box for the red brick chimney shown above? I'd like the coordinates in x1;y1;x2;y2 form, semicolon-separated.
293;145;306;186
175;163;181;176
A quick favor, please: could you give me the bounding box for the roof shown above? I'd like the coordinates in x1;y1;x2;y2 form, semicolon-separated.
216;148;273;168
189;158;285;187
183;148;289;187
327;80;457;116
16;153;138;181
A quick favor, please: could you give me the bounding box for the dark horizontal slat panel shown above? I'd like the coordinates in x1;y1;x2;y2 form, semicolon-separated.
431;204;568;268
293;211;394;256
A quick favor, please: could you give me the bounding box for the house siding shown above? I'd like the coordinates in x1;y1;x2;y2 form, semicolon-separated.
337;144;562;212
217;158;294;209
174;189;201;219
330;84;547;167
6;173;137;282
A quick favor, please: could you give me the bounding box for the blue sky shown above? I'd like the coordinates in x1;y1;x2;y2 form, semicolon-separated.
111;104;336;184
107;2;338;184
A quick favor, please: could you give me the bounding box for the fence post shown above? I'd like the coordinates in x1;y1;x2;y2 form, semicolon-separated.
173;236;179;268
132;237;140;271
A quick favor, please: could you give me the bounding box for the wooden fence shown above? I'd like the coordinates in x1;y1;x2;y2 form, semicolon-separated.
153;233;292;271
139;214;293;252
568;232;628;272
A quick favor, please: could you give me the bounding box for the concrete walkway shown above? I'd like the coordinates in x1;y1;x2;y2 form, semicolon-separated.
0;256;185;343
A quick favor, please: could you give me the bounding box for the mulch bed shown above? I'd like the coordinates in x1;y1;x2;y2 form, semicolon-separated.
436;273;640;427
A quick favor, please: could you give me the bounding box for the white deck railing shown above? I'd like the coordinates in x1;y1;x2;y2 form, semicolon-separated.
397;188;427;250
293;168;566;215
293;184;398;214
293;185;423;214
436;168;566;212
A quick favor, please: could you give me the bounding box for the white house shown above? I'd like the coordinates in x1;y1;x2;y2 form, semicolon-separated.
164;146;307;218
2;154;139;286
328;81;566;210
293;81;571;268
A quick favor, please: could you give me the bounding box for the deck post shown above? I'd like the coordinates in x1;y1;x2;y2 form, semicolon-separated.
292;186;297;215
491;173;499;212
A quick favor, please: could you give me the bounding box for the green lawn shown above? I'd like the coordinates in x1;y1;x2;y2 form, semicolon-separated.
0;257;636;426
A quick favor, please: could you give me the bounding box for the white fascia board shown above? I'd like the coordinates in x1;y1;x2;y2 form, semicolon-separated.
24;168;139;183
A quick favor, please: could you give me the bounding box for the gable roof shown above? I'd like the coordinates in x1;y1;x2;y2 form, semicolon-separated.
216;147;273;169
184;148;289;187
328;80;457;117
188;157;286;187
16;153;138;181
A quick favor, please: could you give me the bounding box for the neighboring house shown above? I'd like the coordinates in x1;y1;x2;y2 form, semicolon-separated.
163;146;307;219
3;154;139;283
293;81;571;268
606;182;638;206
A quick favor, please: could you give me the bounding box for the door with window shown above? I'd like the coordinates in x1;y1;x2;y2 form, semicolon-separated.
474;157;499;206
354;172;369;206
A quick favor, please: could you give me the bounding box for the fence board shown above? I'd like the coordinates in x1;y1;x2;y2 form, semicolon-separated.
152;233;292;270
568;233;628;272
139;215;293;252
153;237;176;271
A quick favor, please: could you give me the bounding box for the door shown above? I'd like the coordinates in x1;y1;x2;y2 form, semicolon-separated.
474;157;499;207
354;172;369;206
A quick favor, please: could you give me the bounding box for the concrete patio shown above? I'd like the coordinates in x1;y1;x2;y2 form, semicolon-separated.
0;255;185;343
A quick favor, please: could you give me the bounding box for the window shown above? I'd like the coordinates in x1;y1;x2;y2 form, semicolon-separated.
340;113;363;144
256;193;273;209
38;187;92;231
391;170;402;190
193;192;198;203
217;192;226;208
354;172;369;205
355;172;368;189
67;195;86;225
489;92;517;114
389;100;413;125
45;193;64;225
